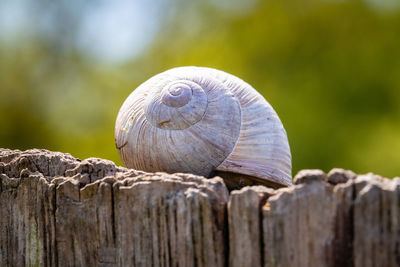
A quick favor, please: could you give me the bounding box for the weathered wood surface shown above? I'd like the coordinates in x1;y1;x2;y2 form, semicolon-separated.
1;149;399;267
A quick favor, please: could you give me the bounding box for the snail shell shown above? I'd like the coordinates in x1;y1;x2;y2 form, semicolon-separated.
115;66;292;187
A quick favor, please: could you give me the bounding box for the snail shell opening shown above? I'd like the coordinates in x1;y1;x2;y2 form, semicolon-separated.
115;66;292;187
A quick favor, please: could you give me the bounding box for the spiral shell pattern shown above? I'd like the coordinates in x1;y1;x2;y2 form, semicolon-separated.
115;67;242;177
115;66;292;186
144;79;208;130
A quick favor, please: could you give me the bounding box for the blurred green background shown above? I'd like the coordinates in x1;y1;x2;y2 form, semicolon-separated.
1;0;400;178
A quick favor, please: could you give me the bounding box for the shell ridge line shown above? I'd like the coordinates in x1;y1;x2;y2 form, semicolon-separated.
234;156;291;171
192;122;240;140
175;131;217;174
176;108;196;127
147;93;209;132
173;110;193;129
212;93;243;171
174;84;205;126
218;159;291;186
183;126;233;169
185;127;227;160
116;100;142;148
136;116;149;170
167;131;197;173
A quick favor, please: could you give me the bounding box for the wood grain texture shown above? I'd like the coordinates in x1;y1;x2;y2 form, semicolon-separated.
1;149;399;267
0;149;228;267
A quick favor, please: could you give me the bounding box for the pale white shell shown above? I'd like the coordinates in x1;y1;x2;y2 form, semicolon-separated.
115;66;292;186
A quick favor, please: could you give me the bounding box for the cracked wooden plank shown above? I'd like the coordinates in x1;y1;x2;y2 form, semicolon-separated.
1;149;399;267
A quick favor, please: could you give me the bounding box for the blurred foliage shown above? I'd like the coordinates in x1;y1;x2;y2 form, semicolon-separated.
1;0;400;177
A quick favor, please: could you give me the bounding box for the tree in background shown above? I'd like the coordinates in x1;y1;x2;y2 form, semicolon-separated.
1;0;400;177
